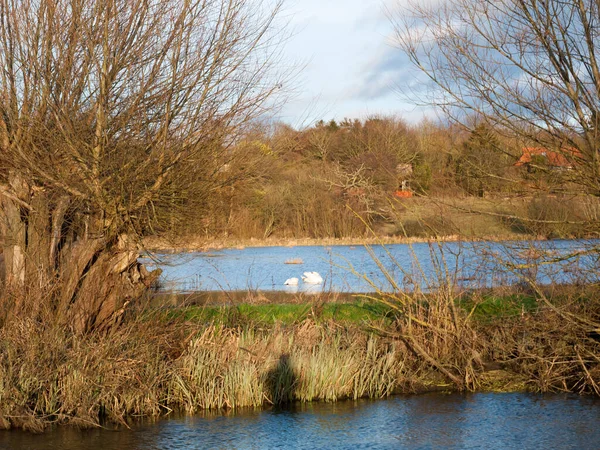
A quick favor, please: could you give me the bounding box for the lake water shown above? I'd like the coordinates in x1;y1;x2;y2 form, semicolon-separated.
144;240;600;294
3;393;600;449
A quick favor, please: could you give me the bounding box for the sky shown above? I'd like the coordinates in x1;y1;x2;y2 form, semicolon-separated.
275;0;434;127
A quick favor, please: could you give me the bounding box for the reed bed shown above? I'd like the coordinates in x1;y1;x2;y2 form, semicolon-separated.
164;321;403;410
1;282;600;432
0;316;405;432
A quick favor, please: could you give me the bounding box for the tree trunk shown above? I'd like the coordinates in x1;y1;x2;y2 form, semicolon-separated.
0;173;29;301
0;189;161;333
1;197;25;293
27;190;51;293
66;247;160;333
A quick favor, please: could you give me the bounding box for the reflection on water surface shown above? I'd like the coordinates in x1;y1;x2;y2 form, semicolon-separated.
2;393;600;449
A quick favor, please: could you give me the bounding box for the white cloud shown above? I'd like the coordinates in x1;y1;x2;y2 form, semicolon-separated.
276;0;438;126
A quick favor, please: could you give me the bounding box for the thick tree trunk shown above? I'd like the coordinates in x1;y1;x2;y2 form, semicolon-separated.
55;233;161;333
0;187;161;333
0;173;29;300
1;197;26;292
27;190;51;293
66;247;160;333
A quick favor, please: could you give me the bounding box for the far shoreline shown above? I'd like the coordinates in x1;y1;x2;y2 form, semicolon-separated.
143;232;546;253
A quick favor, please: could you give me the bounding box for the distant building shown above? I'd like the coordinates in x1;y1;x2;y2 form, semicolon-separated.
515;147;580;170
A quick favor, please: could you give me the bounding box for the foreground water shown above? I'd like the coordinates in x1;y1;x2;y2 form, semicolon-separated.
145;240;600;294
2;393;599;449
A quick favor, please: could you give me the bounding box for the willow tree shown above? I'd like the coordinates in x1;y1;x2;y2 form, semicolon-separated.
391;0;600;200
0;0;287;332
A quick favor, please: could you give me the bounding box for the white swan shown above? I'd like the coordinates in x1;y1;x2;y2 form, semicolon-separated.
301;271;323;284
284;277;299;286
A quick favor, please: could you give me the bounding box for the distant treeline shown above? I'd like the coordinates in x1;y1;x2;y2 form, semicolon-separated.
162;116;598;241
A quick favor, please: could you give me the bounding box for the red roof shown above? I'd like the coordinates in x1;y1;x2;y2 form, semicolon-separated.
515;147;580;168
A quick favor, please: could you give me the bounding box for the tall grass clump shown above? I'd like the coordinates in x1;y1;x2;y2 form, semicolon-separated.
353;241;486;391
0;314;175;432
360;237;600;394
0;303;404;432
169;321;402;412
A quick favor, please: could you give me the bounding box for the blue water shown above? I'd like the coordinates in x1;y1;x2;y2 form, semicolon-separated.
144;240;600;293
3;393;600;449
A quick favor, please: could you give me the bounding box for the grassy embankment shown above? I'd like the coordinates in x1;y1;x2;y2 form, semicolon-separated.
156;292;537;325
1;286;599;432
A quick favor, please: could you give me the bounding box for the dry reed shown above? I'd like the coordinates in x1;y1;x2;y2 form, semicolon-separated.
0;315;403;432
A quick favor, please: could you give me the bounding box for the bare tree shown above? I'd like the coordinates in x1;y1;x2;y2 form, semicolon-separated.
0;0;288;332
390;0;600;344
391;0;600;197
